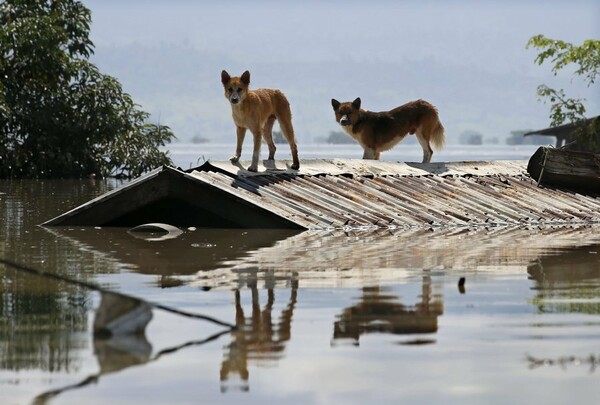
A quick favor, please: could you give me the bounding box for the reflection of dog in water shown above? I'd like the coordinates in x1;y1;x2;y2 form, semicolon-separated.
333;281;443;345
221;70;300;172
220;281;298;392
331;97;445;163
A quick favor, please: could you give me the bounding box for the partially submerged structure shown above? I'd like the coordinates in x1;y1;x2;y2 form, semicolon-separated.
524;116;599;148
43;158;600;230
527;146;600;195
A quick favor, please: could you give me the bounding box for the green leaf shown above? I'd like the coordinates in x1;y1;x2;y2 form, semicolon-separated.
529;35;597;133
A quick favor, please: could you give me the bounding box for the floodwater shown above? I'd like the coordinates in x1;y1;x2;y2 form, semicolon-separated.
2;146;600;405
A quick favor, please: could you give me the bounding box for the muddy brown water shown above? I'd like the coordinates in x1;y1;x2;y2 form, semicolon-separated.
1;179;600;405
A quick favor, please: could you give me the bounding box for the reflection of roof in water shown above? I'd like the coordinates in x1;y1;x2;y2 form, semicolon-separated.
192;225;600;290
44;225;600;289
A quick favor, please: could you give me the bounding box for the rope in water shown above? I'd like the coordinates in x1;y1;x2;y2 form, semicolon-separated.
0;258;235;329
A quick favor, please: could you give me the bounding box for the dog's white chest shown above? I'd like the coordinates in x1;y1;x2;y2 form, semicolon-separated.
231;106;248;127
341;126;353;137
342;125;362;142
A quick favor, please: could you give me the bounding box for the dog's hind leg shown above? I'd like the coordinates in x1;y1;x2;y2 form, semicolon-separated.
231;126;247;163
278;117;300;170
275;96;300;170
416;131;433;163
263;115;277;160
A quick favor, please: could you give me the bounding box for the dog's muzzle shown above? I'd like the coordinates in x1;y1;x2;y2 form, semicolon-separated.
339;115;351;126
230;97;240;105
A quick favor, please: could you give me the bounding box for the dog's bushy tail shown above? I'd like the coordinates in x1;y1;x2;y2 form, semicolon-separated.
430;118;445;150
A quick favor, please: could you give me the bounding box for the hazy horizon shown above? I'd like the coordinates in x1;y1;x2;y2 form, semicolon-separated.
84;0;600;144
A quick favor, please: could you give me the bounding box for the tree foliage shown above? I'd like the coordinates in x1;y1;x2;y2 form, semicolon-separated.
533;85;587;129
528;35;600;87
0;0;175;178
527;36;599;124
527;35;600;151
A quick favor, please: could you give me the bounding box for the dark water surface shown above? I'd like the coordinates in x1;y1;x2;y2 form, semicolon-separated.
1;179;600;405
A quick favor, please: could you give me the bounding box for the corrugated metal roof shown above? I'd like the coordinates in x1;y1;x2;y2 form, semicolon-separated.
44;159;600;229
188;159;600;230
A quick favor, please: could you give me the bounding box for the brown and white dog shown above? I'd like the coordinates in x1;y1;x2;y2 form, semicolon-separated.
221;70;300;171
331;97;445;163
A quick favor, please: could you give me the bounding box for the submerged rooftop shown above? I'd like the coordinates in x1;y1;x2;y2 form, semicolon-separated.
43;159;600;230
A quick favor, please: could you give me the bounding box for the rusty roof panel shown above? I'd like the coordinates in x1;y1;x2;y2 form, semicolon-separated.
44;160;600;229
187;160;600;229
185;167;600;228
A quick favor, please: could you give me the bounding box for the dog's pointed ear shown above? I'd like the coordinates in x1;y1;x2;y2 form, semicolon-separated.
241;70;250;85
352;97;361;110
221;70;230;85
331;99;340;110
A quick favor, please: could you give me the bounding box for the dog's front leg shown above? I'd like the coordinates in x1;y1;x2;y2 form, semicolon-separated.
230;126;246;163
247;129;262;172
362;148;378;160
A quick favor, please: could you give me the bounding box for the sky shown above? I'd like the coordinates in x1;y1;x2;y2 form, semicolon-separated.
83;0;600;143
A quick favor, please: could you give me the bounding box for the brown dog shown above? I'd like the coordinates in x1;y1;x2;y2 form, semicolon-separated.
221;70;300;171
331;97;445;163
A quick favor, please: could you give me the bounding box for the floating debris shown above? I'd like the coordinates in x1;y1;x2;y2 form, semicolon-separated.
128;223;184;241
458;277;466;294
526;354;600;372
